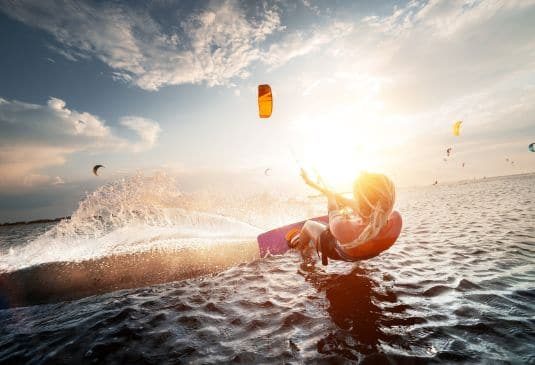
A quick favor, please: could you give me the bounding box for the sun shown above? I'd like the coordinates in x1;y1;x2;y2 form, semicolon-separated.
291;109;393;191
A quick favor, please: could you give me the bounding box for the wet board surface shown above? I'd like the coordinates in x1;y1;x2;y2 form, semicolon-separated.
257;216;329;257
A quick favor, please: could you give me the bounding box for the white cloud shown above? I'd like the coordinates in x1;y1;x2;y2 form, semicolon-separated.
0;97;160;189
52;176;65;185
1;0;532;98
47;97;66;111
279;0;535;185
23;174;52;187
412;0;535;37
364;0;527;36
0;0;359;91
1;0;533;189
134;1;283;89
263;22;353;69
301;0;321;16
0;144;72;189
119;116;161;152
321;0;535;115
0;0;284;90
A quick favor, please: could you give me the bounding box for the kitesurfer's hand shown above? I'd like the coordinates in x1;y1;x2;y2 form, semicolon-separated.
325;189;336;200
316;173;329;191
301;168;334;197
300;169;314;187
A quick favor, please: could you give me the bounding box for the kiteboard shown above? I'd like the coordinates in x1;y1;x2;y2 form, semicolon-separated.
257;216;329;257
257;211;403;260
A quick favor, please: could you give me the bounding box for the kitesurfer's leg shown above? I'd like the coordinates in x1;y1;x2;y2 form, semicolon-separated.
296;220;328;256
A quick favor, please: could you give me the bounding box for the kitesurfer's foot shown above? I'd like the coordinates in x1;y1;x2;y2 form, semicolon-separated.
286;228;300;248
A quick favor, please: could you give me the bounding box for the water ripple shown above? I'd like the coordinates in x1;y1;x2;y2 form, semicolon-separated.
0;174;534;363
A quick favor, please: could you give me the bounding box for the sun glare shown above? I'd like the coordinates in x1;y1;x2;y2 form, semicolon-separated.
291;105;399;190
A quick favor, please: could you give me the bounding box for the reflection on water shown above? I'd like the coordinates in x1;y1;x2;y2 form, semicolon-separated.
302;263;386;354
0;173;534;363
300;261;423;362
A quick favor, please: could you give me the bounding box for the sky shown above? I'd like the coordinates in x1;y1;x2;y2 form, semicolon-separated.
0;0;534;221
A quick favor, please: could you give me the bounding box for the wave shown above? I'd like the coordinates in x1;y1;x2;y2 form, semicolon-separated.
0;172;313;273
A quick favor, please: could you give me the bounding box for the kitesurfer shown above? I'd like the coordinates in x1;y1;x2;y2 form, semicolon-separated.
93;164;105;176
453;120;462;136
287;170;400;264
258;84;272;118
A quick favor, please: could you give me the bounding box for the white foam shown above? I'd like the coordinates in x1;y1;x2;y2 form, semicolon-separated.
0;173;264;272
0;172;322;272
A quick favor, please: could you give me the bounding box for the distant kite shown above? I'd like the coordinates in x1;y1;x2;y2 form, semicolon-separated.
93;164;105;176
453;120;462;136
258;84;272;118
529;143;535;152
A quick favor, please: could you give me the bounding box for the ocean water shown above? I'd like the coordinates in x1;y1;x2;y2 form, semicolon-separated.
0;173;534;364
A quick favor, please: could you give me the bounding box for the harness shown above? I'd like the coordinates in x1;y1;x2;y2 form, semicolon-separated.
316;229;356;265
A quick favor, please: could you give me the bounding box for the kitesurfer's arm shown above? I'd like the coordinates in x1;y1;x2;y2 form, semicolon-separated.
315;173;338;212
300;169;359;211
325;189;339;212
300;169;330;195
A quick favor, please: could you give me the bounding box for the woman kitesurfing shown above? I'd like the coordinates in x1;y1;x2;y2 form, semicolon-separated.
285;169;401;265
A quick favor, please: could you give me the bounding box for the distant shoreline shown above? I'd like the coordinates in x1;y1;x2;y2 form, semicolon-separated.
0;216;69;227
399;171;535;189
1;171;533;226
